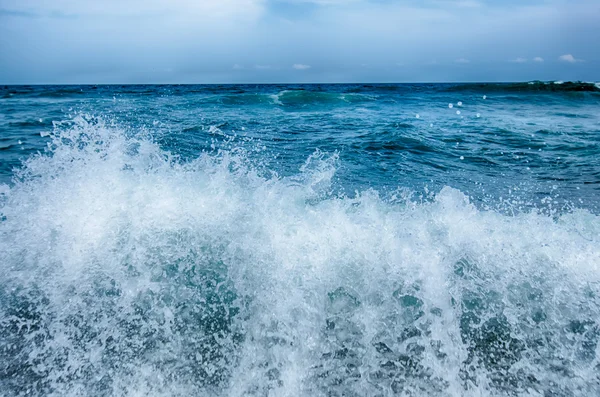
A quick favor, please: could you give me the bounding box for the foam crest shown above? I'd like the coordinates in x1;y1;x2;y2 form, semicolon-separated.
1;117;599;396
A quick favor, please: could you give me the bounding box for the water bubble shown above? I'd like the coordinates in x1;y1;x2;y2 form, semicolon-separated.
483;95;487;99
457;101;463;106
448;103;453;109
18;140;22;145
476;113;481;118
39;118;43;123
415;114;420;119
460;156;464;160
456;110;461;115
430;123;433;127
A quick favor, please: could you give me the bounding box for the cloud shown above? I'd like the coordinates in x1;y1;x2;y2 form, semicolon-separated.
1;0;266;19
445;1;482;8
1;0;599;83
0;8;39;17
510;57;527;63
533;57;544;63
292;63;311;70
559;54;583;63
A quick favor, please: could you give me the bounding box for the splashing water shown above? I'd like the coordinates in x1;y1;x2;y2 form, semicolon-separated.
1;116;599;396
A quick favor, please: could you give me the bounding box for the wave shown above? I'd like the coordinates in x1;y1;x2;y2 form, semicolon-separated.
275;89;376;106
445;81;600;93
0;85;89;98
211;89;376;107
1;117;600;396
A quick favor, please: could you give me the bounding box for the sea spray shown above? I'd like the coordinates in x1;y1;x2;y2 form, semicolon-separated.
1;117;600;396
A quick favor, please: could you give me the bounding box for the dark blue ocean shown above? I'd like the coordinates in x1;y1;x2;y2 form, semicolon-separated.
1;83;600;396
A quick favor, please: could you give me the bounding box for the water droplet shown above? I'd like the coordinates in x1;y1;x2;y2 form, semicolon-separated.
457;101;463;106
460;156;464;160
38;118;43;123
18;140;22;145
415;114;420;119
483;95;487;99
448;103;453;109
476;113;481;118
456;110;461;115
430;123;433;127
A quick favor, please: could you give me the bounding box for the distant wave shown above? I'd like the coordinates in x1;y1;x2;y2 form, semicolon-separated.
212;89;376;107
444;81;600;93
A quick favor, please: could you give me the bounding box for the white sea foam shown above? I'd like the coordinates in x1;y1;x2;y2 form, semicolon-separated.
1;117;599;396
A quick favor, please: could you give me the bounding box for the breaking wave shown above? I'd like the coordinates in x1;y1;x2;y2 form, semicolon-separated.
1;117;599;396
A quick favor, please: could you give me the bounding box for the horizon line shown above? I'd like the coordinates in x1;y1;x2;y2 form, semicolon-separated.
2;79;596;86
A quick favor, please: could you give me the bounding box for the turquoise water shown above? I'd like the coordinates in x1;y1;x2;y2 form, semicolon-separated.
1;83;600;396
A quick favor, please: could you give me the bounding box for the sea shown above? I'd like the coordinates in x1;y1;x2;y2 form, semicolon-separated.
1;82;599;396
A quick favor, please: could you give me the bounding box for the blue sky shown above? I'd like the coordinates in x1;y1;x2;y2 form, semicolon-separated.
0;0;598;83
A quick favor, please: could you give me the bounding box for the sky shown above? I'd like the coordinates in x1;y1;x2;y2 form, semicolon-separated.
0;0;599;84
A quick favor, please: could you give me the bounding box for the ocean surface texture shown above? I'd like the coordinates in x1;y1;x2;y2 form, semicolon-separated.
1;83;600;397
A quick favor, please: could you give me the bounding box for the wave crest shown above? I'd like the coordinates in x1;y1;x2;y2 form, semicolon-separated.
1;118;600;396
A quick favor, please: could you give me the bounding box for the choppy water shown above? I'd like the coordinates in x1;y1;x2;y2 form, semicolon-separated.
1;83;600;396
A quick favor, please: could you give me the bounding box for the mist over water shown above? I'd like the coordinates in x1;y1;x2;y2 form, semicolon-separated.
1;84;600;396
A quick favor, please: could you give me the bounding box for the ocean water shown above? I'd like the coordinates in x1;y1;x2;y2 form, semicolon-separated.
1;83;600;396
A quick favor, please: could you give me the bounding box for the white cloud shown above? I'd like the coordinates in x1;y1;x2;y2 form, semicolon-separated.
455;1;483;7
510;57;527;63
559;54;583;63
292;64;311;70
3;0;266;19
2;0;599;83
533;57;544;63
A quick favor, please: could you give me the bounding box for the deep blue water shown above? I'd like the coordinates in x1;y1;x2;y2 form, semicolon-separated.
1;83;600;396
2;83;600;211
